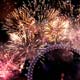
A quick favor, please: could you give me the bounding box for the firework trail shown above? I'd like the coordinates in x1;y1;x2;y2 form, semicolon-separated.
0;0;80;80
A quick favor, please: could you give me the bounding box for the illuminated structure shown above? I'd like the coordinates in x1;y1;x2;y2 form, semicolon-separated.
27;43;80;80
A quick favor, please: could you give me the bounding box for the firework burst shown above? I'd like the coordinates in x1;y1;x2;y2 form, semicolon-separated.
0;0;80;80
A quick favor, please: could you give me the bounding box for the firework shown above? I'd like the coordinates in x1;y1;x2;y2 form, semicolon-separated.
0;0;80;80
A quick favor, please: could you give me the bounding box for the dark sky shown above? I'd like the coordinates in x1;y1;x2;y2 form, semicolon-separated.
0;0;15;20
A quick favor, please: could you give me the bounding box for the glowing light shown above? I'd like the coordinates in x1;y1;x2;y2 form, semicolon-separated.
0;1;80;80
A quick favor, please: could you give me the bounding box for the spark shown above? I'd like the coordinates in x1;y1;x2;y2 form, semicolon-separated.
0;1;80;80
